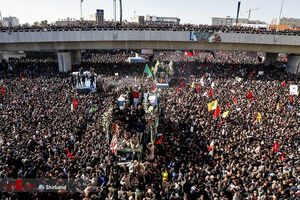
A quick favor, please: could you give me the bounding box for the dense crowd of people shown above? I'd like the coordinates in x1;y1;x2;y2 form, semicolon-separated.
0;50;299;200
1;22;300;34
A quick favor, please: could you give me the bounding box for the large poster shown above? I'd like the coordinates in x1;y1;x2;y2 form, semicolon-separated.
190;31;222;42
290;85;298;95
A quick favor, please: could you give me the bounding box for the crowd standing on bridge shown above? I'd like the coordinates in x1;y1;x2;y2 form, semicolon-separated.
0;50;299;200
2;22;300;34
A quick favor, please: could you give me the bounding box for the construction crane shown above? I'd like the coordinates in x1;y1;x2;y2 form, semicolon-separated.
246;8;261;20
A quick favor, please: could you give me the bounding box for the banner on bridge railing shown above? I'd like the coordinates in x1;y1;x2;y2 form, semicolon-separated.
190;31;222;42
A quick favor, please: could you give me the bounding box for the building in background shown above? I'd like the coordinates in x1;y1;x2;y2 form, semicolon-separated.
1;16;19;27
55;17;96;26
130;16;145;25
145;15;180;25
96;9;104;25
212;16;265;26
269;17;300;31
0;20;9;27
279;17;300;27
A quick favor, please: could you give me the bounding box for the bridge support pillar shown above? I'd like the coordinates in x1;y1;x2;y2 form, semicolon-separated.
265;53;278;66
57;52;72;72
71;50;81;65
287;54;300;74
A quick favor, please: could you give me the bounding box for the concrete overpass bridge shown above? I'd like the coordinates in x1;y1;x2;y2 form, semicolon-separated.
0;29;299;73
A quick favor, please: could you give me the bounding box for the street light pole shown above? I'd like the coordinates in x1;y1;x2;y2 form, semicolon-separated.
80;0;83;20
113;0;116;22
277;0;284;31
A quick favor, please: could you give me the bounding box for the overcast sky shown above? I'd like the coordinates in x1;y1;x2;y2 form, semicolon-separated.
1;0;299;25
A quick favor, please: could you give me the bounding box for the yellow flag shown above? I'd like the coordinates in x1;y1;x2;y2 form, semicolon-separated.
208;102;213;111
151;66;155;72
191;81;195;89
212;100;218;110
277;103;280;110
208;100;217;111
222;111;229;118
257;112;262;122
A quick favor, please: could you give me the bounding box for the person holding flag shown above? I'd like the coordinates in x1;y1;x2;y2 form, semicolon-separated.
271;141;278;153
1;87;5;96
73;98;78;110
144;64;153;78
257;112;262;122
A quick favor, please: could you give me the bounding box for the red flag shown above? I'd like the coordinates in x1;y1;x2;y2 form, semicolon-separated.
209;89;213;97
208;140;214;151
19;73;22;80
187;52;193;56
271;141;278;153
1;87;4;96
111;142;115;154
213;107;220;118
252;97;255;102
180;82;183;86
155;136;163;144
66;148;74;160
291;96;293;103
218;121;223;127
176;87;179;95
196;84;200;92
251;72;253;77
179;97;182;103
247;91;253;99
180;66;184;71
233;97;237;104
203;74;205;78
280;154;284;160
281;81;286;87
73;98;78;110
153;87;157;92
226;104;229;108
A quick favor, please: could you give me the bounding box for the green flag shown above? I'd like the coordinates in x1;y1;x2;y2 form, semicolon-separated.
89;106;95;114
144;64;153;78
191;81;195;88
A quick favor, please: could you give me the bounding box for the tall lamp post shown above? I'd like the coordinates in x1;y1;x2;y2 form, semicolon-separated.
80;0;83;20
277;0;285;32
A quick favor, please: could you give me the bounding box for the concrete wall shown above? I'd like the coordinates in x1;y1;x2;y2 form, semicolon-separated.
57;52;72;72
287;54;300;74
0;30;189;43
265;53;278;66
1;30;300;53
